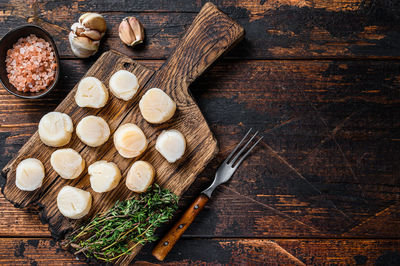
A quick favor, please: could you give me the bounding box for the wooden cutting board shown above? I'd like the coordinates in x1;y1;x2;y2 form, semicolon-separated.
1;2;244;264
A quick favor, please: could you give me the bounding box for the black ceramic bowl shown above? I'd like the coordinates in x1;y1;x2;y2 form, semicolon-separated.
0;25;60;99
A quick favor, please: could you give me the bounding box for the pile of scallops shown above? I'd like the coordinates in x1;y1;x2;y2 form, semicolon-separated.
15;70;186;220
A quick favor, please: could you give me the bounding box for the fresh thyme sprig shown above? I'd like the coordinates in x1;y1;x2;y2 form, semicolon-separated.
64;184;179;262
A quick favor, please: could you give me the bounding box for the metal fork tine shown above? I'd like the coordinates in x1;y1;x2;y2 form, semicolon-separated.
224;128;252;163
229;131;259;166
203;129;262;198
232;136;263;168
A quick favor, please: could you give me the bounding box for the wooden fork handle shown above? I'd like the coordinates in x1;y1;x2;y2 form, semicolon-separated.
152;194;209;261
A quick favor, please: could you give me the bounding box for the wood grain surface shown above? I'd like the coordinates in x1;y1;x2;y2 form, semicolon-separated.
2;0;400;59
1;3;245;264
0;0;399;265
1;238;399;265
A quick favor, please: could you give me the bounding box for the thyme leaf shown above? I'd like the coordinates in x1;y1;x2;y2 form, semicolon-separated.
64;184;178;262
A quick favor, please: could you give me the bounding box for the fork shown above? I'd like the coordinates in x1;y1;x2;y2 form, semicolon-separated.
152;129;263;260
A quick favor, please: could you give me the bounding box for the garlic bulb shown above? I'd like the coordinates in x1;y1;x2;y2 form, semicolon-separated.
69;13;107;58
118;17;145;47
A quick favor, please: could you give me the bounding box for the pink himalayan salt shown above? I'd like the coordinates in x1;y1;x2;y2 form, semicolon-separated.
5;34;57;92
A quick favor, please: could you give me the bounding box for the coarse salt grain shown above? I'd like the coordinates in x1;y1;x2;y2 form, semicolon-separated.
5;34;57;92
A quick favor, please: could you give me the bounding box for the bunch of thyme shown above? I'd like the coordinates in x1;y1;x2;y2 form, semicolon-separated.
64;184;178;262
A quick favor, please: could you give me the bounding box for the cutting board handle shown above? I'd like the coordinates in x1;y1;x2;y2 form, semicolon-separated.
155;2;244;90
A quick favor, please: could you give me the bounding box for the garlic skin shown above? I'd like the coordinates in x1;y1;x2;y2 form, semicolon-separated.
79;13;107;33
119;17;145;47
68;32;99;58
69;13;106;58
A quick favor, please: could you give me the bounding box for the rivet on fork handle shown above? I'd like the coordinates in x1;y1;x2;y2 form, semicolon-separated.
152;194;209;261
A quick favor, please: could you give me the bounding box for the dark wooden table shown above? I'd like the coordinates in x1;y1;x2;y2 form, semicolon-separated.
1;1;399;265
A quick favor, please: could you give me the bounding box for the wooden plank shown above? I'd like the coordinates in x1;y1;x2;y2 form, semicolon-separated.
2;185;399;239
74;0;379;12
0;198;51;237
149;238;400;265
2;59;400;130
273;239;400;265
1;1;400;59
1;238;400;265
0;59;399;239
0;238;87;265
190;59;400;235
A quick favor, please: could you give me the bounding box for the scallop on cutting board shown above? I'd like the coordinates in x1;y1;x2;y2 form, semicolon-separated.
1;3;244;265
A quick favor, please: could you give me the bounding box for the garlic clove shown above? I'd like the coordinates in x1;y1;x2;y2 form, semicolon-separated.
72;21;102;41
75;27;85;36
118;19;136;46
79;13;107;33
128;17;145;45
78;13;91;24
118;17;145;47
81;30;102;41
71;22;84;34
69;32;99;58
72;36;98;50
